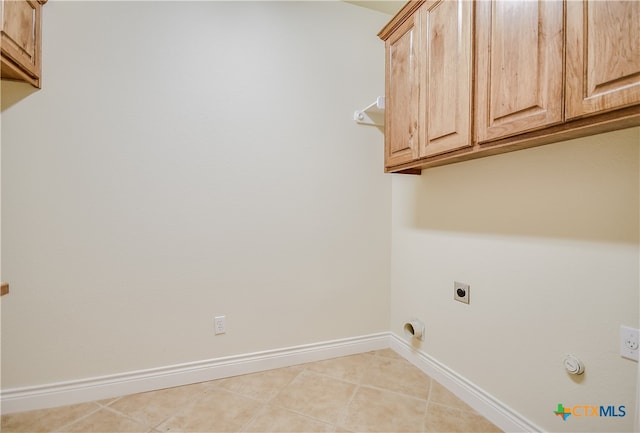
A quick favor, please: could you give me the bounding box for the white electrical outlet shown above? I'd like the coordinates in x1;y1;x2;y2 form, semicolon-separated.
620;325;639;361
214;316;226;335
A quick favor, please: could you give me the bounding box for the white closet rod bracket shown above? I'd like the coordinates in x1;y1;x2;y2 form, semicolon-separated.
354;96;385;127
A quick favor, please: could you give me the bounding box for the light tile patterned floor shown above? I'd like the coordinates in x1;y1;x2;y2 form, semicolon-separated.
1;349;503;433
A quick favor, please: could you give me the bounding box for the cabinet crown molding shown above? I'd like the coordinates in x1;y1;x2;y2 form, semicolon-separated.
378;0;425;40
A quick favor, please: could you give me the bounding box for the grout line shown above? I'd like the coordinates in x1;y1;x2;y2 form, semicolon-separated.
96;405;154;429
261;403;340;431
50;403;105;433
421;376;434;433
94;396;122;408
335;380;360;430
236;402;269;433
356;383;429;404
428;399;484;415
266;364;305;405
147;386;217;432
425;378;485;415
204;385;271;406
425;376;434;406
297;368;361;386
253;368;354;431
13;347;497;433
209;367;304;407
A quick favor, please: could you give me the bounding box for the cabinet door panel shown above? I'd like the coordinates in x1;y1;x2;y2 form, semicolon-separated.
421;0;472;157
1;0;40;78
476;0;563;142
385;15;420;168
566;0;640;119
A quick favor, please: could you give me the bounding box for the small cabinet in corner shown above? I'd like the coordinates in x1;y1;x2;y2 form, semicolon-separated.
1;0;46;88
381;4;421;168
379;0;473;172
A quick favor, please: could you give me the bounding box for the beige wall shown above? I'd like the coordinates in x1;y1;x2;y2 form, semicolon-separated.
2;1;639;431
1;1;392;387
390;127;640;432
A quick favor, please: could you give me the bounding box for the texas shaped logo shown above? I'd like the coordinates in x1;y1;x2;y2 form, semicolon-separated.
554;403;571;421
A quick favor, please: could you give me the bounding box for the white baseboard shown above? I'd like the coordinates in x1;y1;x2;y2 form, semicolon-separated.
390;333;544;433
1;332;389;414
2;331;542;433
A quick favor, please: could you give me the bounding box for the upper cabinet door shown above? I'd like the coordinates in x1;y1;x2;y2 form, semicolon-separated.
566;1;640;119
420;0;472;158
475;0;564;143
1;0;43;87
384;13;421;168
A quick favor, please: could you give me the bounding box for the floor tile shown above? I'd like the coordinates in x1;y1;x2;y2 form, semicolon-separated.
216;366;302;402
429;380;474;412
97;397;122;406
57;407;149;433
341;385;427;432
424;402;502;433
107;382;209;428
304;353;372;384
1;349;503;433
0;403;99;433
370;348;407;361
156;388;260;432
242;405;333;432
361;354;432;400
271;370;356;424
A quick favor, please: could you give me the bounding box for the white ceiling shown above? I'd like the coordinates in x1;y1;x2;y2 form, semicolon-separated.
344;1;405;16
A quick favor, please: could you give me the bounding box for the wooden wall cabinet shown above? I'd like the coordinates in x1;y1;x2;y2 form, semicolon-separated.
1;0;46;88
420;0;472;158
383;5;421;168
379;0;473;172
475;0;564;142
566;0;640;119
379;0;640;173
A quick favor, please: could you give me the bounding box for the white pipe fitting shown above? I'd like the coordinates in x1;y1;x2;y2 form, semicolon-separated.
404;319;425;341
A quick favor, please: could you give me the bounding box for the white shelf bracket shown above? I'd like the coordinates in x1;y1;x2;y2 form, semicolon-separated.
354;96;385;127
